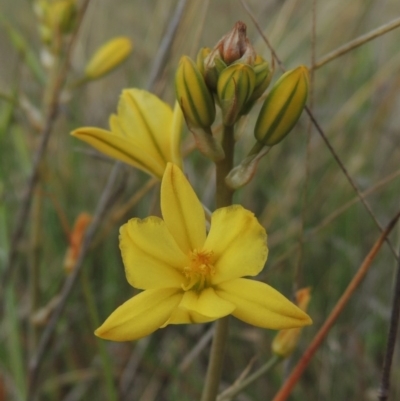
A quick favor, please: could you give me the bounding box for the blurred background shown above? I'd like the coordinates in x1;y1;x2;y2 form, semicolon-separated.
1;0;400;400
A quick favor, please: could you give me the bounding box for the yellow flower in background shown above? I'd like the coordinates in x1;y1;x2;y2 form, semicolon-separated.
71;89;183;179
95;164;312;341
272;287;312;358
84;37;133;80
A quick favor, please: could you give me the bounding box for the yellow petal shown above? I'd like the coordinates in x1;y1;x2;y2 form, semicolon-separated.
205;205;268;284
216;279;312;330
163;307;214;325
179;288;235;319
95;288;183;341
161;164;206;253
71;127;165;178
117;89;173;165
120;217;187;290
170;101;184;168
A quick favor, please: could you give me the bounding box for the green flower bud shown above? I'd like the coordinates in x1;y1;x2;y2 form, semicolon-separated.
254;66;309;146
249;56;273;102
217;63;255;126
202;51;227;92
196;47;211;76
175;56;216;130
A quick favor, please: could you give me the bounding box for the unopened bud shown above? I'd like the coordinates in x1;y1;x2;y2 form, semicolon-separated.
63;213;92;273
196;47;211;76
272;287;311;358
34;0;77;43
217;63;255;126
175;56;216;130
254;66;309;146
242;55;273;114
215;21;256;65
84;37;133;80
202;21;256;92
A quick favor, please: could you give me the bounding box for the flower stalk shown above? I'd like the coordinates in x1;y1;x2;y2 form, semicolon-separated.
201;125;235;401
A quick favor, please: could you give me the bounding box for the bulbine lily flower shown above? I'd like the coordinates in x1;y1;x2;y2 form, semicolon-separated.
95;164;312;341
71;89;183;179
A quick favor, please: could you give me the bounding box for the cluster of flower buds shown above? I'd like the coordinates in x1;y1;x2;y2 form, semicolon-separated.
177;21;272;127
175;21;272;160
199;21;272;126
176;20;309;184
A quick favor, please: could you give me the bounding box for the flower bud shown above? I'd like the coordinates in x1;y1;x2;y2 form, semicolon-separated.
63;213;92;274
202;51;227;92
196;47;211;76
217;63;255;126
215;20;256;65
272;287;311;358
175;56;216;130
84;37;133;80
244;55;273;108
254;65;309;146
34;0;77;44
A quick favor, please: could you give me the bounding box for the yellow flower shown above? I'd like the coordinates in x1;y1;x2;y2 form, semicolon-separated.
84;37;133;80
95;164;312;341
71;89;183;179
272;287;312;358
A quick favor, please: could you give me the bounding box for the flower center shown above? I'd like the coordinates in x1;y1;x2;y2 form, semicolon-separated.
182;249;215;291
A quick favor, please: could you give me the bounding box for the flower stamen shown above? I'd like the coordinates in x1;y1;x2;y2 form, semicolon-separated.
182;249;215;291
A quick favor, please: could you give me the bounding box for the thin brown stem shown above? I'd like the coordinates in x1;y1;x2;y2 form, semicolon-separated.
271;210;400;401
304;107;398;259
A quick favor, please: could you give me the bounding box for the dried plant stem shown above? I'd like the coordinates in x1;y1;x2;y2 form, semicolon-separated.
304;107;398;259
201;126;235;401
217;355;282;401
314;16;400;69
2;0;92;288
378;245;400;401
28;187;43;357
271;211;400;401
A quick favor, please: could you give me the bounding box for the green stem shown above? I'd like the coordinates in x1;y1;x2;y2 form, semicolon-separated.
217;355;282;400
81;269;118;401
215;125;235;208
201;125;235;401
